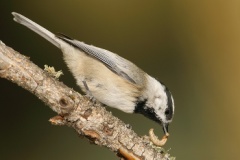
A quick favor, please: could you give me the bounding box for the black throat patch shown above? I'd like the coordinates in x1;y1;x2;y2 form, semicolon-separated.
134;99;161;124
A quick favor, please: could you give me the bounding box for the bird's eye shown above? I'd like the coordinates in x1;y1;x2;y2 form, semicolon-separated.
165;109;170;115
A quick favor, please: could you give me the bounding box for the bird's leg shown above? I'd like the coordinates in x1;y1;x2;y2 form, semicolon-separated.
82;80;96;103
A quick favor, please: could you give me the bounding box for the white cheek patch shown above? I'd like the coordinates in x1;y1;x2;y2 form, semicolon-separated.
154;97;162;109
153;96;168;121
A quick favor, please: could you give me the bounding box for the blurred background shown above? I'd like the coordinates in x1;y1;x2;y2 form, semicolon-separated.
1;0;240;159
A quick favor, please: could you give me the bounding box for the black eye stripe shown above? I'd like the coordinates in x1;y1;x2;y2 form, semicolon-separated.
165;109;170;115
164;86;173;120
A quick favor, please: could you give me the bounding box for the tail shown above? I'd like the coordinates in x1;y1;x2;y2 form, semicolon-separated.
12;12;61;48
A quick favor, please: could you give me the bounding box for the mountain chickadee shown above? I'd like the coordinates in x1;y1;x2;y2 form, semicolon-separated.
12;12;174;146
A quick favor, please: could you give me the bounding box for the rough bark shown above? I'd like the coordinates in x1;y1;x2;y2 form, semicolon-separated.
0;41;173;160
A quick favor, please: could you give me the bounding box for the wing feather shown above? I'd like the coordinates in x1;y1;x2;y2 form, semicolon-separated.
56;34;146;86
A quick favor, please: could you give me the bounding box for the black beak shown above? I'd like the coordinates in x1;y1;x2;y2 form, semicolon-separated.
162;123;169;134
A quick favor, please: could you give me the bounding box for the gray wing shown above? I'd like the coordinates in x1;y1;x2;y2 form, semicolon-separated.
56;34;146;86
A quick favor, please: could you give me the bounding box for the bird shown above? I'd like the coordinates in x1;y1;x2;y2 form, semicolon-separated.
12;12;174;143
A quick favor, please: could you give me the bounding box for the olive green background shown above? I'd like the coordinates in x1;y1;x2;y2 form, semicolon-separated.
1;1;240;160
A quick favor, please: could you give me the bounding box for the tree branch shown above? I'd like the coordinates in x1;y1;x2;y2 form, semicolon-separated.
0;41;173;160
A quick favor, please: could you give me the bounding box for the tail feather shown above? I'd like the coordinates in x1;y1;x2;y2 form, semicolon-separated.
12;12;61;48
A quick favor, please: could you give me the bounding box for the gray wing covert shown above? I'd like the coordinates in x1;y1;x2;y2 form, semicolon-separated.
56;34;146;86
